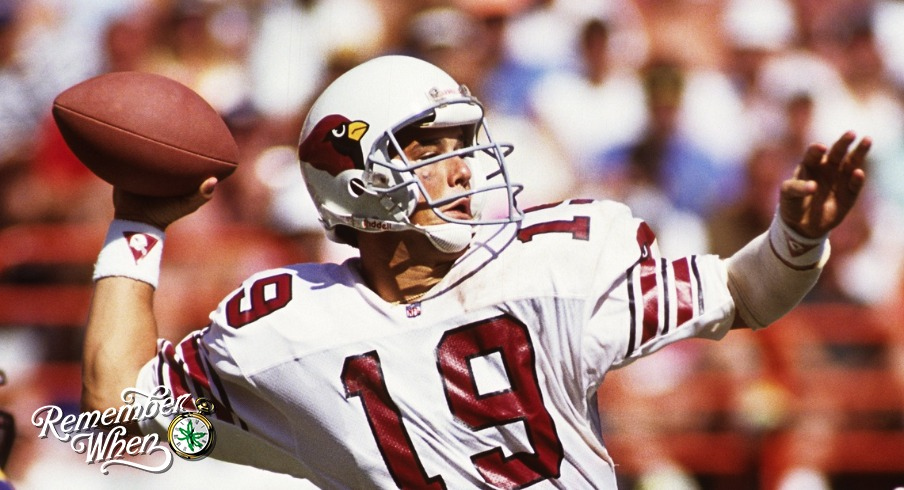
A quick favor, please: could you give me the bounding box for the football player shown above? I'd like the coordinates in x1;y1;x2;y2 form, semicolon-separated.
82;55;870;488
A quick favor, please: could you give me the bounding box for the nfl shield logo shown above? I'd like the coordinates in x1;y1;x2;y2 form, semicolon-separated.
405;302;422;318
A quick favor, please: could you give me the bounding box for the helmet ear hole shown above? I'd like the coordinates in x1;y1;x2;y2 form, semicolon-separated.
349;178;367;197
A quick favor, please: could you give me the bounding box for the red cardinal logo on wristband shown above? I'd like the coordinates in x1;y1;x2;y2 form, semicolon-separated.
124;232;159;263
784;231;818;257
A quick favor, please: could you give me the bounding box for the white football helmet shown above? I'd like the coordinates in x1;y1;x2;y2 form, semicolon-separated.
297;55;523;253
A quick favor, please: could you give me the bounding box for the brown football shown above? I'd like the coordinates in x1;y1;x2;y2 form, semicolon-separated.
52;71;238;197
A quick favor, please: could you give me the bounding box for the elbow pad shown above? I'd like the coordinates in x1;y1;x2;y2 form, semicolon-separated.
725;215;829;329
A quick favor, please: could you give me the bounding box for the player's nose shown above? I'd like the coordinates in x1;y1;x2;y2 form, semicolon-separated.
445;155;472;189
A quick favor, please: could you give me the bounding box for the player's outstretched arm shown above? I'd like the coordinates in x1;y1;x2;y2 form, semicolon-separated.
726;132;871;329
81;179;216;414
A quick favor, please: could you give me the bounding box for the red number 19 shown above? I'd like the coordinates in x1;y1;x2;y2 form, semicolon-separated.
341;316;564;489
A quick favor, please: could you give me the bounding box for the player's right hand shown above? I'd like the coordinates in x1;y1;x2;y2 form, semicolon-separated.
112;177;217;230
778;131;870;239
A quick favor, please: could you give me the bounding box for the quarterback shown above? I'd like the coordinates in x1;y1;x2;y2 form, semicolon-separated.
81;56;870;488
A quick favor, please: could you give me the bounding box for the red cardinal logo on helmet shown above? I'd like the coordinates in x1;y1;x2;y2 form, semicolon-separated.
298;114;370;176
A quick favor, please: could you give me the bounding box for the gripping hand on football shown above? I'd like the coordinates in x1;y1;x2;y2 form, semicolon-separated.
778;131;871;239
112;177;217;230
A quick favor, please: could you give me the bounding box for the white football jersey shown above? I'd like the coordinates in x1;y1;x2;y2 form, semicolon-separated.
137;199;736;489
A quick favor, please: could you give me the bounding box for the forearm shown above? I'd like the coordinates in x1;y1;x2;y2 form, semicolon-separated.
81;277;158;411
726;215;829;329
81;220;165;412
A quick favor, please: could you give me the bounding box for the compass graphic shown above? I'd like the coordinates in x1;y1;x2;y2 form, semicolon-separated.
167;397;216;460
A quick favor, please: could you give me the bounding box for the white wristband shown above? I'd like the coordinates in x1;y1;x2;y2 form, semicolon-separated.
93;220;165;288
767;214;829;270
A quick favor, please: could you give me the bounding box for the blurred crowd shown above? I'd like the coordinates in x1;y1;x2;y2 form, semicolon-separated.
1;0;903;488
2;0;904;297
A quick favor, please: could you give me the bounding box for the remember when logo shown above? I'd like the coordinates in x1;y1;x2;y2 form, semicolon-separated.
31;386;215;474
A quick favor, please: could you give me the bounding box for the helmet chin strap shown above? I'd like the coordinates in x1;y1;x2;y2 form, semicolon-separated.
342;212;474;254
422;222;475;253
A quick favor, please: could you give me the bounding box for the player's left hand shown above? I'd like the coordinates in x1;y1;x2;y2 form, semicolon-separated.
778;131;871;239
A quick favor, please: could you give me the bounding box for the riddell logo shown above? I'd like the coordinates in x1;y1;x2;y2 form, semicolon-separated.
124;232;159;263
362;220;392;230
428;86;467;101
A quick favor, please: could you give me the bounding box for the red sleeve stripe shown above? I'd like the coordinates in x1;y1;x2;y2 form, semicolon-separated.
175;335;215;411
625;253;708;358
638;257;659;345
625;223;722;356
177;333;211;394
626;265;638;358
178;333;242;427
626;223;712;360
155;336;246;428
158;341;190;401
198;340;246;429
672;257;694;326
625;262;658;357
626;222;656;357
155;340;168;393
660;258;671;335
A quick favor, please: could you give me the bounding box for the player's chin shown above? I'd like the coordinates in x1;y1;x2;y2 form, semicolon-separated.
410;208;472;227
440;211;474;223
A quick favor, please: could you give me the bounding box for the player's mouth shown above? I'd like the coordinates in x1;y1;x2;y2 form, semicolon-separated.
441;197;472;221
